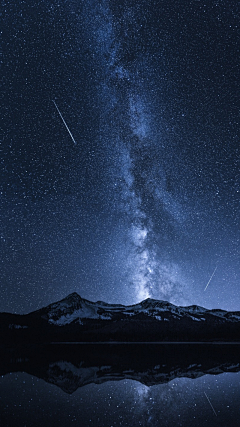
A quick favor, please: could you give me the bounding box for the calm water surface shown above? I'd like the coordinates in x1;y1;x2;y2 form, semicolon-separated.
0;344;239;426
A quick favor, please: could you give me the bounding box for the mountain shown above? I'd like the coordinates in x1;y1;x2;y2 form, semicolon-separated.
31;292;240;324
1;293;240;343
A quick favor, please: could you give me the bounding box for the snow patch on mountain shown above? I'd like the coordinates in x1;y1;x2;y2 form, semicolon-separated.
181;305;207;314
9;324;28;329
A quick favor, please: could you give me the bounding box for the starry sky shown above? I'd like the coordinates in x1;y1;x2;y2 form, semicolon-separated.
1;0;240;314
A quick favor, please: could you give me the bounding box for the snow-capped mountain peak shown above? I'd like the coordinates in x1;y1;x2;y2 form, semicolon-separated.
41;293;240;326
1;293;240;344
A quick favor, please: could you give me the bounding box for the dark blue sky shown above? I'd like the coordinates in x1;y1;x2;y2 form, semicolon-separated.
1;0;239;313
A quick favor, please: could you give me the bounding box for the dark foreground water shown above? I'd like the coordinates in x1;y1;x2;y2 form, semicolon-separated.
0;344;239;426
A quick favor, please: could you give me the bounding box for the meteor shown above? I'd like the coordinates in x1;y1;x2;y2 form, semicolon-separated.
204;392;217;416
52;100;76;145
204;265;218;292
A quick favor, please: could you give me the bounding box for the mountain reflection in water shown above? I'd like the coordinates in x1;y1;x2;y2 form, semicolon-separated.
0;344;240;426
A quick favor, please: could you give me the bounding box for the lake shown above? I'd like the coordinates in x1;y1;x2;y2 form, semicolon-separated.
0;344;239;426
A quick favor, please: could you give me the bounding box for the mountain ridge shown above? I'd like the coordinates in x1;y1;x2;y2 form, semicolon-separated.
1;293;240;343
38;292;240;325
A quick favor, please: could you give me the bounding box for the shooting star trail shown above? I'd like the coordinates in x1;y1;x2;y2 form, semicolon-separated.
204;392;217;416
204;265;218;292
52;100;76;145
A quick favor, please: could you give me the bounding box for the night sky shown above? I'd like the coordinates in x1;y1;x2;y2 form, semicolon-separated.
1;0;240;314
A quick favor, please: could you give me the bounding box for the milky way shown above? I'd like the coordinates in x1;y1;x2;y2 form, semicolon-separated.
80;0;193;304
1;0;239;312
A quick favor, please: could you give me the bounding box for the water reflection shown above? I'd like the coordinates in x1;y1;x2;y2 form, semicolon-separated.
0;344;239;426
